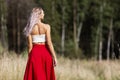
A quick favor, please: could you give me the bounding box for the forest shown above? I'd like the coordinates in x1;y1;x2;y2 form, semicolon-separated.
1;0;120;80
0;0;120;60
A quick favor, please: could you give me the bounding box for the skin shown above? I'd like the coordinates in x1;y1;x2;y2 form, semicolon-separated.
27;9;57;67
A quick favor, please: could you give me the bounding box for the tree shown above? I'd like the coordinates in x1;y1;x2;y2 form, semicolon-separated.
0;0;8;53
61;0;66;56
7;0;35;53
73;0;77;55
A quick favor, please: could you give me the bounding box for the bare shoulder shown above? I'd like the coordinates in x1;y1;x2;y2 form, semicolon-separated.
44;23;51;30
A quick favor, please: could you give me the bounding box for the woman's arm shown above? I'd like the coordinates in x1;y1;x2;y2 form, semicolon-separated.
46;24;57;66
27;34;33;54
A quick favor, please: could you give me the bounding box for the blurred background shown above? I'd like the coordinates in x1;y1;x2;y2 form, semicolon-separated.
0;0;120;80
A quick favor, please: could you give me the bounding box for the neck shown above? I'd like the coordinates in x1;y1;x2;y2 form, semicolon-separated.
38;19;42;23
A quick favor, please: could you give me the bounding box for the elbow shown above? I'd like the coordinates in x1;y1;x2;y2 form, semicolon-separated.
28;47;32;50
28;45;32;49
47;41;52;46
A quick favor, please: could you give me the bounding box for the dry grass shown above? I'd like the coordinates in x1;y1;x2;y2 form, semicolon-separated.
0;53;26;80
0;53;120;80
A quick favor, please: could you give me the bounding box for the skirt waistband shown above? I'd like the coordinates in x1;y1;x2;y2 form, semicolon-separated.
33;43;46;46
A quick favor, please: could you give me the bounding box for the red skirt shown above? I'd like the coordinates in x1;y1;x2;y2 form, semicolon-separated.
24;44;56;80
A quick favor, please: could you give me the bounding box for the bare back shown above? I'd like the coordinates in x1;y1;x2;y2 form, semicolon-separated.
31;23;47;35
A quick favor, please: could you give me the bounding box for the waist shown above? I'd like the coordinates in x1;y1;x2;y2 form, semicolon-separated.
33;42;46;45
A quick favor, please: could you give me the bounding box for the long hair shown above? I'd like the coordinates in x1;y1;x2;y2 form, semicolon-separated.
23;7;42;37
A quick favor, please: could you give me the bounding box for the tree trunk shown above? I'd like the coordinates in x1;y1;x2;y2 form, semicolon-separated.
107;18;112;60
0;1;1;37
12;10;16;51
107;18;115;60
73;0;77;55
111;26;115;59
17;4;20;54
0;0;8;52
99;4;104;61
94;26;100;59
61;1;65;56
52;1;55;18
77;21;83;50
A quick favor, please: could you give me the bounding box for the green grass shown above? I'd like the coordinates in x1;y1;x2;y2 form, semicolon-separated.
0;53;120;80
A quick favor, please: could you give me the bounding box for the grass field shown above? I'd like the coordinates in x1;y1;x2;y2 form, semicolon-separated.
0;53;120;80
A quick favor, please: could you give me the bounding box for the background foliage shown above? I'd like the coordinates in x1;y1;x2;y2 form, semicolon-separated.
0;0;120;59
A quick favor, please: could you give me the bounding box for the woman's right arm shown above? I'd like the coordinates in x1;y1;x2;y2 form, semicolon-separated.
46;24;57;66
27;34;33;54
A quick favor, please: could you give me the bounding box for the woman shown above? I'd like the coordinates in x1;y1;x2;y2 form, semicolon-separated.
23;7;57;80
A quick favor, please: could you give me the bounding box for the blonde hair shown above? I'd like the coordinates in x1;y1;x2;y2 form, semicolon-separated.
23;7;43;37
